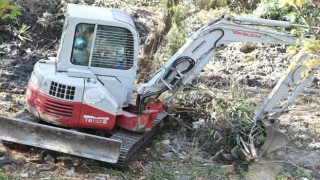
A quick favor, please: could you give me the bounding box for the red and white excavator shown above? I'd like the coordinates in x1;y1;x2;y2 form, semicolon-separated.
0;4;315;165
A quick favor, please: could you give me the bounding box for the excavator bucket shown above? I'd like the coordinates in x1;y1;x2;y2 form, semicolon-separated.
0;116;122;163
258;124;288;156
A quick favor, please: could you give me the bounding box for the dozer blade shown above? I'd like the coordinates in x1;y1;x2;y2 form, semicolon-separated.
0;116;122;163
258;125;288;156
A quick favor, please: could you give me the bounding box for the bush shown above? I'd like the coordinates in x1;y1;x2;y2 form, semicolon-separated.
253;0;320;26
0;0;21;20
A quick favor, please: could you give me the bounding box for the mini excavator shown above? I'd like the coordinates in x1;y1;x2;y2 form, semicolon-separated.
0;4;316;165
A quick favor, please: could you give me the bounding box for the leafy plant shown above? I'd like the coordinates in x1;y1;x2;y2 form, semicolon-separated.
146;163;175;179
0;173;8;180
0;0;21;20
282;0;320;76
14;23;32;42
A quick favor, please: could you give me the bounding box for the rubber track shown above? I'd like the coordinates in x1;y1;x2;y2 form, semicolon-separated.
110;112;167;166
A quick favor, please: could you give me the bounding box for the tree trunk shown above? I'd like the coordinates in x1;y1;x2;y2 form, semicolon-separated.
137;0;179;82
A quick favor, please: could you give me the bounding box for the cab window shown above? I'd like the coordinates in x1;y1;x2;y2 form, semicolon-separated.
71;23;95;66
91;25;134;70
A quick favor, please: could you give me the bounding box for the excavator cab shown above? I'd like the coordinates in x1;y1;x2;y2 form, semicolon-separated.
25;4;141;130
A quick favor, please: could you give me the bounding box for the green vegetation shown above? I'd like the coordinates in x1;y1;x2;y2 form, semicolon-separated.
0;0;21;20
0;173;8;180
104;168;130;179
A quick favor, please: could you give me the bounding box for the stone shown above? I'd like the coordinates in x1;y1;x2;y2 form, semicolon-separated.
275;149;287;160
223;154;233;161
95;174;111;180
311;170;320;179
144;162;154;172
36;152;44;159
0;155;12;167
246;163;276;180
177;153;187;159
161;139;170;145
220;165;234;173
127;161;143;172
62;158;73;167
44;154;55;163
2;164;17;173
161;152;174;159
20;172;29;178
36;164;56;172
172;138;182;150
0;92;12;101
65;167;75;177
293;141;304;149
13;157;26;166
287;127;299;134
308;142;320;150
192;118;205;129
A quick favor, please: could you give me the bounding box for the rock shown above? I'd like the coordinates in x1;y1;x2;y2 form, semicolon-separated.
296;178;309;180
177;152;187;159
240;43;257;54
172;138;182;150
220;165;234;173
192;118;205;129
44;154;55;163
1;164;17;173
144;162;154;172
65;167;75;177
161;152;174;159
36;164;56;172
13;157;26;166
29;158;44;164
293;141;304;149
308;142;320;150
161;139;170;145
20;172;29;178
36;152;44;159
287;127;299;135
0;93;12;101
62;158;73;167
275;149;287;160
95;174;111;180
128;161;143;172
246;163;276;180
311;170;320;179
162;133;171;139
223;153;233;161
0;154;12;167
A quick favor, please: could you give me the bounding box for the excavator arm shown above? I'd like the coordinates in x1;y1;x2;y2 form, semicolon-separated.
136;14;296;112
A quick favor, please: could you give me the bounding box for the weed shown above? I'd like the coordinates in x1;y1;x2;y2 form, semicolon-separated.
276;166;313;180
0;173;8;180
104;168;130;178
168;83;260;161
146;163;175;179
14;24;32;42
0;0;21;20
245;55;257;62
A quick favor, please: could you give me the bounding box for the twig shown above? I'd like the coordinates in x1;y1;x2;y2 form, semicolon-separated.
40;38;58;52
168;114;193;130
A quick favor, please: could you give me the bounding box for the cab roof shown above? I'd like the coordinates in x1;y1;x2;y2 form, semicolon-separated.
66;4;135;28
